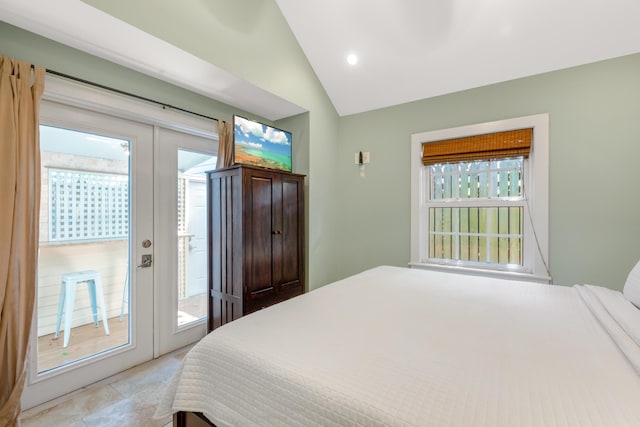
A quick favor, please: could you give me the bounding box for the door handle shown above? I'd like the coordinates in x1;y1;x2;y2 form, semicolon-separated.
137;254;153;268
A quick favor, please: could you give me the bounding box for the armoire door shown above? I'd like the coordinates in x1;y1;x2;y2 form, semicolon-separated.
245;169;277;312
278;174;304;296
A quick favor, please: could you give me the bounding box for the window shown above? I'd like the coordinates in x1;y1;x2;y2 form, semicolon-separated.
410;114;550;282
428;158;525;267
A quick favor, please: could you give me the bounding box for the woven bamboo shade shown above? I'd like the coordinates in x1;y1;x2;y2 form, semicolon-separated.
422;128;532;166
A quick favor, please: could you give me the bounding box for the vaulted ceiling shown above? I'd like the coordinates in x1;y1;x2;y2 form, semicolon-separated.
275;0;640;115
2;0;640;118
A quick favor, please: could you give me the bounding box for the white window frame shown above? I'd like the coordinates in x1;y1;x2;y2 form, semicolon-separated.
410;114;550;283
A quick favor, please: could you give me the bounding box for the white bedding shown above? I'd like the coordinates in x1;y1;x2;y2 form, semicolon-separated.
156;266;640;426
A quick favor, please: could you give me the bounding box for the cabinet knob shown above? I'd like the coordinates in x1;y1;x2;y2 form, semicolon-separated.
272;230;282;235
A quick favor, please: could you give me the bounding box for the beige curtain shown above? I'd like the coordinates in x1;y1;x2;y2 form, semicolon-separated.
215;119;234;169
0;56;45;427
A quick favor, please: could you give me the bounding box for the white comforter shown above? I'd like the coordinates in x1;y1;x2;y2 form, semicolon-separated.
156;266;640;426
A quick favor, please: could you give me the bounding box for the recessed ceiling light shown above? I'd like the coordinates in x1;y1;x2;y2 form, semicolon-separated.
346;54;358;65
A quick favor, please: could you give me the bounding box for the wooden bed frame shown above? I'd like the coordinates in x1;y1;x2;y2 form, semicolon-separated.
174;411;216;427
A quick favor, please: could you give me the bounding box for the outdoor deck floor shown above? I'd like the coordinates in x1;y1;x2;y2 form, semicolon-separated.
37;293;207;372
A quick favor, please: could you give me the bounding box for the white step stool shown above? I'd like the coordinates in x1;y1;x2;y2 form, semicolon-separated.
54;270;110;348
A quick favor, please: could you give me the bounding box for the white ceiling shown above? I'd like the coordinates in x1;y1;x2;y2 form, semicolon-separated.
275;0;640;116
2;0;640;119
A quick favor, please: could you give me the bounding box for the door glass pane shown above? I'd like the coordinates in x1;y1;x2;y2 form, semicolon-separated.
37;125;130;373
176;150;215;327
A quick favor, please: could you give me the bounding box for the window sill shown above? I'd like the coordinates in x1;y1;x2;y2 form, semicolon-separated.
408;261;551;284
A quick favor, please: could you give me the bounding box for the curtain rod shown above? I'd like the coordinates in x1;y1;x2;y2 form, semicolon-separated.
45;69;219;123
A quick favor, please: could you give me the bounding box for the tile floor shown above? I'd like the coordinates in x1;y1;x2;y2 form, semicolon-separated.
20;345;192;427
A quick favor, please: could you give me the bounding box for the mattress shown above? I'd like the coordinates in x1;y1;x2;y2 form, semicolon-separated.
156;266;640;426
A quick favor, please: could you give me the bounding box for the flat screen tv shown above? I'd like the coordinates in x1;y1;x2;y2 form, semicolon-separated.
232;115;292;172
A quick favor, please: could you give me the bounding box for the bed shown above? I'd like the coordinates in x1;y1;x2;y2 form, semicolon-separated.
155;264;640;426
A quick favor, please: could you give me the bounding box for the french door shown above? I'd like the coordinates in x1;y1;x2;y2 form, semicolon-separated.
23;100;155;408
22;76;216;409
155;128;215;355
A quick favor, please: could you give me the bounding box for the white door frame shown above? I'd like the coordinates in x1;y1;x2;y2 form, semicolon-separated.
24;99;155;409
22;75;217;409
155;128;217;356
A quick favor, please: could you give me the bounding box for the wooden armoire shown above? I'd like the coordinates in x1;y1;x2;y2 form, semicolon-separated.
207;165;305;332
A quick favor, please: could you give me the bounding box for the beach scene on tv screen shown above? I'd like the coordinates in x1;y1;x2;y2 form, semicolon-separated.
234;116;292;171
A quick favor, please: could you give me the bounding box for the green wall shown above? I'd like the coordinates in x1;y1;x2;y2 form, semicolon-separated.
2;0;342;291
337;53;640;290
83;0;342;290
4;2;640;292
0;24;248;124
